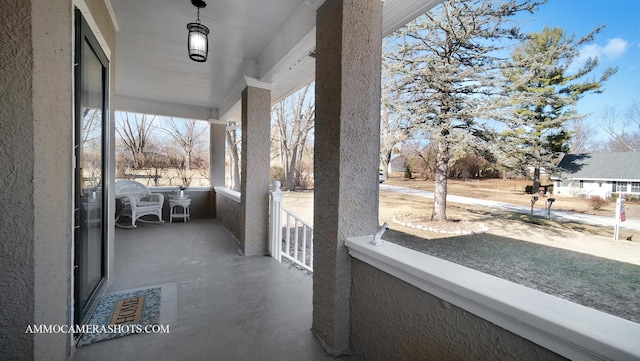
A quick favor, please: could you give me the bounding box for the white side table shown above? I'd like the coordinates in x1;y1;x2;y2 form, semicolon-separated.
169;195;191;222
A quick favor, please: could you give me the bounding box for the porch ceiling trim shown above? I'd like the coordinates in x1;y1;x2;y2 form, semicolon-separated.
103;0;119;32
381;0;442;35
258;1;317;84
112;95;215;121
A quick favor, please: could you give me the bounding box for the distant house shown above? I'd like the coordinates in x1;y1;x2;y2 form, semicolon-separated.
387;154;407;173
553;152;640;198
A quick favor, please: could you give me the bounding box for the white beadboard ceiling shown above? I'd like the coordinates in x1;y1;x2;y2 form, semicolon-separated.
108;0;441;121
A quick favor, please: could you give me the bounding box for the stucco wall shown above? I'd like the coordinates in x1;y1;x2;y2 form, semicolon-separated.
216;194;242;244
0;0;116;359
151;189;215;220
350;259;568;361
0;1;36;358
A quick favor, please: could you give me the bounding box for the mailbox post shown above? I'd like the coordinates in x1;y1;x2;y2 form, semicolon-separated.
530;195;539;216
546;198;555;219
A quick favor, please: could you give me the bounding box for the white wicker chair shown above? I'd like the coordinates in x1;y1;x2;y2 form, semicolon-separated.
115;180;164;228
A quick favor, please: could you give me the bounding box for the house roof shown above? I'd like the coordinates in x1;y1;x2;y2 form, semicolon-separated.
556;152;640;181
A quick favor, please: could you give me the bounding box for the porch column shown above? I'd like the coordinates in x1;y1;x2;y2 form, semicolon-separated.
313;0;383;356
209;120;226;218
240;78;272;256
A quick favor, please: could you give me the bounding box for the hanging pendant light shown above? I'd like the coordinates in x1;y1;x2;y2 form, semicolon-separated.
187;0;209;62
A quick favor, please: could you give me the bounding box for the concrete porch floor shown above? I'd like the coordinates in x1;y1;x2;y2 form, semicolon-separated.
72;219;351;361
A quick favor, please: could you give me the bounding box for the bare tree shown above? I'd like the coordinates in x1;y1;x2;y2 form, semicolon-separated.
81;108;101;147
162;118;208;171
451;153;491;179
601;101;640;151
379;105;410;179
142;149;170;186
569;117;595;153
403;137;437;181
226;124;241;191
115;112;157;169
80;108;103;188
271;83;315;191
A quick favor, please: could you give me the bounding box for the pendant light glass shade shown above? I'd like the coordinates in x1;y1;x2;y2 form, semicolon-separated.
187;22;209;62
187;1;209;62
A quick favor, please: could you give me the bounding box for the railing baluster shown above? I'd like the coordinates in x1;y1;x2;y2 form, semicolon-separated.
302;225;307;267
309;228;313;269
285;213;291;258
294;219;300;263
276;207;314;273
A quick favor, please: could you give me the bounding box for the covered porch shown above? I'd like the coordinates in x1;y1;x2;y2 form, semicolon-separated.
4;0;640;360
72;220;349;360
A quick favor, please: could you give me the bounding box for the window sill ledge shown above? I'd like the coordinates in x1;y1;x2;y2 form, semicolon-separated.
213;186;241;203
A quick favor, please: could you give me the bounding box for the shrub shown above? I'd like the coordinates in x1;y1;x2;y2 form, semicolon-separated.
588;195;607;210
524;184;553;195
625;194;640;203
404;165;412;179
611;193;639;203
270;166;285;183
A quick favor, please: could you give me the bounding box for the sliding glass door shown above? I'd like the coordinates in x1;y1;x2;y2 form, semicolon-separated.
74;9;109;325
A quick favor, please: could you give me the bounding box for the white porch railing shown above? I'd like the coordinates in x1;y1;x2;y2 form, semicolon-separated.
269;181;314;272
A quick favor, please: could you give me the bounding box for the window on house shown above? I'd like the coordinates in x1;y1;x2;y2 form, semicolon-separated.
617;181;628;193
631;182;640;193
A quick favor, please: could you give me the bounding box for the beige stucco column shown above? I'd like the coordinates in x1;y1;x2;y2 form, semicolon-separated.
312;0;383;356
239;78;272;256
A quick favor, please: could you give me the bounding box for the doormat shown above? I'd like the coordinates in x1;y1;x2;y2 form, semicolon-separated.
77;287;161;346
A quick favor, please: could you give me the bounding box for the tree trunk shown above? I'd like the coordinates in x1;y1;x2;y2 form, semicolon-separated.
381;149;392;179
532;167;541;194
286;144;298;191
185;148;192;171
226;130;240;191
431;141;449;221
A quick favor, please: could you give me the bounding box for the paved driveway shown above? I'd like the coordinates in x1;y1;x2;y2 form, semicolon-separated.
380;184;640;232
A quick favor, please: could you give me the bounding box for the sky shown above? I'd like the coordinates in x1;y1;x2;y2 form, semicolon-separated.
515;0;640;142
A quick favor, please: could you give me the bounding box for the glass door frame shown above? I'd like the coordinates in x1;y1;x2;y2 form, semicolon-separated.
73;8;109;326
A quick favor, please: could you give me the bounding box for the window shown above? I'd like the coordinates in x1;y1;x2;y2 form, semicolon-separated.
631;182;640;193
617;181;628;193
